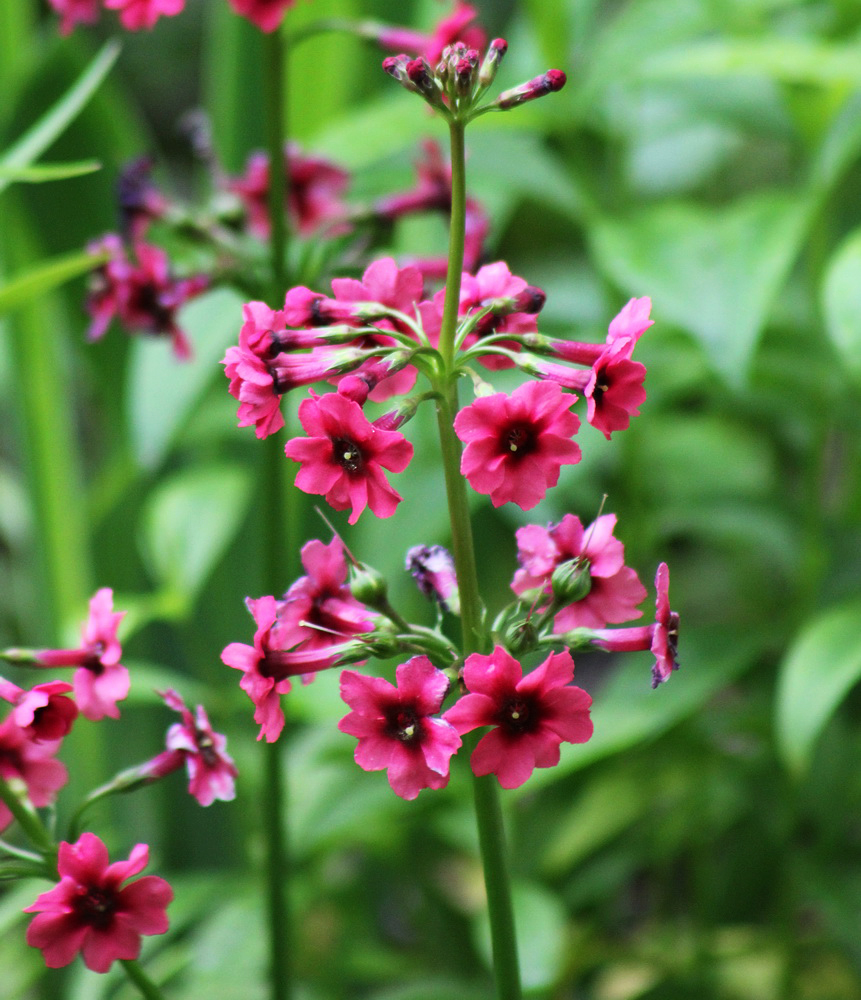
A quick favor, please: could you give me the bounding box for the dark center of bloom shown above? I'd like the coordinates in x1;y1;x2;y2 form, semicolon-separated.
333;437;364;473
499;696;538;734
75;886;117;929
387;708;421;744
195;730;220;767
503;424;534;456
83;641;106;675
130;282;173;332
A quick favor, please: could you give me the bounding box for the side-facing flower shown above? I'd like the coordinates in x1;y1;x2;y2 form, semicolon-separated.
285;391;413;524
24;833;172;973
0;718;68;832
376;1;486;64
103;0;184;30
338;656;462;800
34;588;129;721
0;679;78;742
48;0;100;34
454;380;581;510
443;647;592;789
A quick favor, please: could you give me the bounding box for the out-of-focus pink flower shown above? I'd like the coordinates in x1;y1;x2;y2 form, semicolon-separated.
35;588;129;722
103;0;184;31
229;144;349;238
226;0;295;32
512;514;647;631
338;656;461;800
117;157;168;242
406;545;460;614
443;647;592;789
24;833;172;973
48;0;100;34
0;718;68;833
0;679;77;743
591;562;679;688
276;538;373;674
285;391;413;524
454;381;581;510
377;2;486;64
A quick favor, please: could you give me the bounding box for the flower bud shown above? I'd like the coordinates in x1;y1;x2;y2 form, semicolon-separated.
349;561;389;607
550;558;592;605
504;618;538;656
478;38;507;88
495;69;567;110
406;545;460;615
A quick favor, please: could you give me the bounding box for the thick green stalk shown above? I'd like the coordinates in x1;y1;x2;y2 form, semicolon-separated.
120;959;167;1000
0;774;55;855
434;119;523;1000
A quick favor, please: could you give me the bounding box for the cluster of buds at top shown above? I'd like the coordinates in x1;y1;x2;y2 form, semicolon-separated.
383;38;565;122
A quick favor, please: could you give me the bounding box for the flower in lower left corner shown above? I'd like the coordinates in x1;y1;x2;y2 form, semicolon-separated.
25;832;172;973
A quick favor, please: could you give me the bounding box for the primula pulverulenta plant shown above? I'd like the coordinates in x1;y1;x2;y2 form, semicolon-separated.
220;29;680;1000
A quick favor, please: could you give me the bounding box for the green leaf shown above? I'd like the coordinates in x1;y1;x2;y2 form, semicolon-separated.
822;228;861;377
127;286;244;469
0;160;100;185
0;40;119;194
775;600;861;776
590;192;810;385
0;249;102;317
140;463;252;606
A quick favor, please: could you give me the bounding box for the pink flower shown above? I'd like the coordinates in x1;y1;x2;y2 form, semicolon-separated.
24;833;172;973
583;339;648;439
0;679;77;742
454;381;581;510
405;545;460;614
338;656;462;800
48;0;100;34
222;301;288;439
226;0;296;32
377;2;486;64
0;718;68;832
443;647;592;789
35;588;130;721
103;0;184;30
285;391;413;524
512;514;647;630
591;562;679;688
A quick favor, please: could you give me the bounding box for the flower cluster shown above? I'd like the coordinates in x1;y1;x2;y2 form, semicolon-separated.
48;0;299;34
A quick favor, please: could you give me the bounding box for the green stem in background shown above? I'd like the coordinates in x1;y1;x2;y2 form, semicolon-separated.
433;118;523;1000
0;774;55;857
120;959;167;1000
261;25;292;1000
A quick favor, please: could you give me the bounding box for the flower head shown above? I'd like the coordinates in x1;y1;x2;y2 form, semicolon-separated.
338;656;462;800
285;391;413;524
377;2;486;64
226;0;296;33
443;647;592;789
0;679;78;743
0;718;68;832
25;833;172;973
454;380;581;510
103;0;184;31
35;588;129;721
48;0;100;34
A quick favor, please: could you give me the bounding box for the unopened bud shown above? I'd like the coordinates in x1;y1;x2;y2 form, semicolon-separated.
512;286;546;315
406;57;436;96
504;618;538;656
478;38;508;88
349;562;389;607
496;69;567;110
550;558;592;605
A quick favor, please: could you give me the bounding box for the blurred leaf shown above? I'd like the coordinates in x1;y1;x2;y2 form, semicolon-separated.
775;600;861;776
0;160;100;184
591;193;810;385
0;40;119;194
368;983;486;1000
127;286;244;468
473;881;567;992
822;228;861;377
140;463;252;605
0;248;103;316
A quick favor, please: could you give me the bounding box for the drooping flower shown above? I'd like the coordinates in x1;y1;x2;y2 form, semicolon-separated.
512;514;647;631
0;679;78;742
48;0;100;34
405;545;460;614
457;262;544;367
0;718;68;832
443;646;592;789
338;656;462;800
24;833;172;973
103;0;185;31
454;380;581;510
285;391;413;524
591;562;679;688
34;588;130;721
147;689;238;806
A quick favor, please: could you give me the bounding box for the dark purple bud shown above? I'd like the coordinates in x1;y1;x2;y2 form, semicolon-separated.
406;545;460;615
512;286;546;314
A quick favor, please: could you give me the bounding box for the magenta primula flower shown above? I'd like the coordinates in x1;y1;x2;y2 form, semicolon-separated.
338;656;462;800
443;647;592;789
0;679;77;743
454;380;581;510
24;833;172;973
48;0;100;34
103;0;184;30
512;514;647;631
226;0;296;33
34;588;130;721
377;1;486;64
591;562;680;688
285;391;413;524
0;718;68;833
222;301;289;438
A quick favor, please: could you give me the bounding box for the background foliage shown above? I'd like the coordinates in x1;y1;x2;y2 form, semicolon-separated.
2;0;861;997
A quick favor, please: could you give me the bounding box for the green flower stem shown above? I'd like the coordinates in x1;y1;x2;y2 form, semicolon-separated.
261;25;292;1000
0;774;55;856
120;959;167;1000
434;118;523;1000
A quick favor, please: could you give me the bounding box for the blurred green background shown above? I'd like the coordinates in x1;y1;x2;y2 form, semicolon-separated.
2;0;861;997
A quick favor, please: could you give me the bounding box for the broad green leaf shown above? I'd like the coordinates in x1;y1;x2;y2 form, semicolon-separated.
0;248;103;317
590;192;810;385
127;286;244;469
0;40;119;194
0;160;100;185
775;600;861;776
822;228;861;376
140;463;252;605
